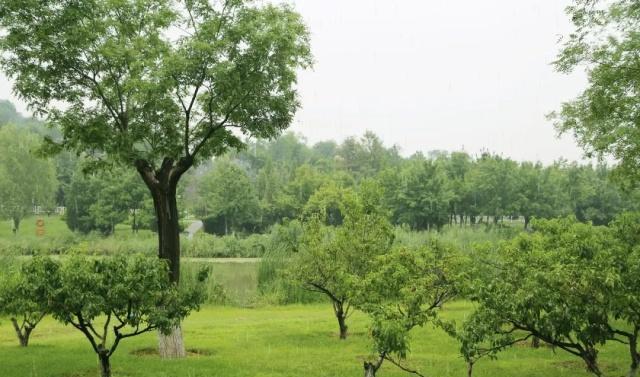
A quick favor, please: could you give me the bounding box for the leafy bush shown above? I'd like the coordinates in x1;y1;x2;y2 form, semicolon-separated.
49;254;205;377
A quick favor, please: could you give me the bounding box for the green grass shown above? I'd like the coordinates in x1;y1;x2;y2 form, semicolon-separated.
0;302;629;377
0;216;73;239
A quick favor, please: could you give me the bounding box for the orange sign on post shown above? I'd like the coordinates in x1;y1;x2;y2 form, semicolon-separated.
35;218;45;236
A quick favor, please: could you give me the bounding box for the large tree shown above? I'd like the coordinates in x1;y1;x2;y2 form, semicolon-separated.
0;0;311;356
552;0;640;184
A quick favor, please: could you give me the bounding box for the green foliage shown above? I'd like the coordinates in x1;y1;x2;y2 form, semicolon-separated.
458;217;622;376
183;232;267;258
356;244;462;376
65;166;150;235
302;182;355;226
0;125;57;232
389;156;454;230
49;254;204;376
197;160;260;235
0;0;312;167
552;0;640;183
288;185;394;338
0;256;60;346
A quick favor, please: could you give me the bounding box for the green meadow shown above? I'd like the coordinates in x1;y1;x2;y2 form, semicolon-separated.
0;301;629;377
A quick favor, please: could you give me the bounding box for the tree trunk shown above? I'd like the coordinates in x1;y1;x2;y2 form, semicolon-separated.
364;361;378;377
333;301;348;340
154;183;186;358
467;361;474;377
628;333;639;377
98;353;111;377
12;216;20;233
337;312;348;340
158;325;186;359
582;350;602;377
152;182;181;284
10;318;31;347
136;158;192;359
524;216;531;230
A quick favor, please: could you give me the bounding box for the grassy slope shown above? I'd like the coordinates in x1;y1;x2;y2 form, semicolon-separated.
0;302;628;377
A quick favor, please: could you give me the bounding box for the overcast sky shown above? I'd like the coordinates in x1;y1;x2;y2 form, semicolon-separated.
0;0;590;163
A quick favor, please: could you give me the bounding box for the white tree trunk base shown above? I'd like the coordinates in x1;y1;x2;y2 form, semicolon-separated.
158;325;186;358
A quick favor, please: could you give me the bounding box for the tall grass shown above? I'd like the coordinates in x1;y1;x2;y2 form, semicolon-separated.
257;220;324;305
394;223;521;252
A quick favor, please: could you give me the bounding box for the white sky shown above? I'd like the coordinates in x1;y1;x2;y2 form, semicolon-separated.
0;0;590;163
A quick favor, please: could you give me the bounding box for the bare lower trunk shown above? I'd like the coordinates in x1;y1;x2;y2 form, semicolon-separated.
467;361;474;377
337;312;348;340
158;325;186;358
136;158;192;359
582;350;602;377
628;334;639;377
11;318;32;347
364;354;384;377
333;301;348;340
98;353;111;377
364;362;377;377
12;216;20;233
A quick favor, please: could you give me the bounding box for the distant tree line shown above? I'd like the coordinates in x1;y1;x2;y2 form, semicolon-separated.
189;131;640;235
1;100;638;236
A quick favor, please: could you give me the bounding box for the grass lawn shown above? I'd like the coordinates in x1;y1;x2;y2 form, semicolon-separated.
0;302;629;377
0;216;73;239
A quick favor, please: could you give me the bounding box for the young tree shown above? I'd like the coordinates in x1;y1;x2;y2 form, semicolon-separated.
49;255;204;377
290;186;394;339
0;257;60;347
356;245;460;377
552;0;640;183
463;218;617;376
0;0;311;356
0;126;56;232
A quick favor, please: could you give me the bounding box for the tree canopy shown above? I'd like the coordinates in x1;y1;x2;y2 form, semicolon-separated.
552;0;640;183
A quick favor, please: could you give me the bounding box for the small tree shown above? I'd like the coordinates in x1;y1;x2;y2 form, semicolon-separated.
49;255;204;377
356;244;460;377
291;185;394;339
0;256;60;347
462;218;617;377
